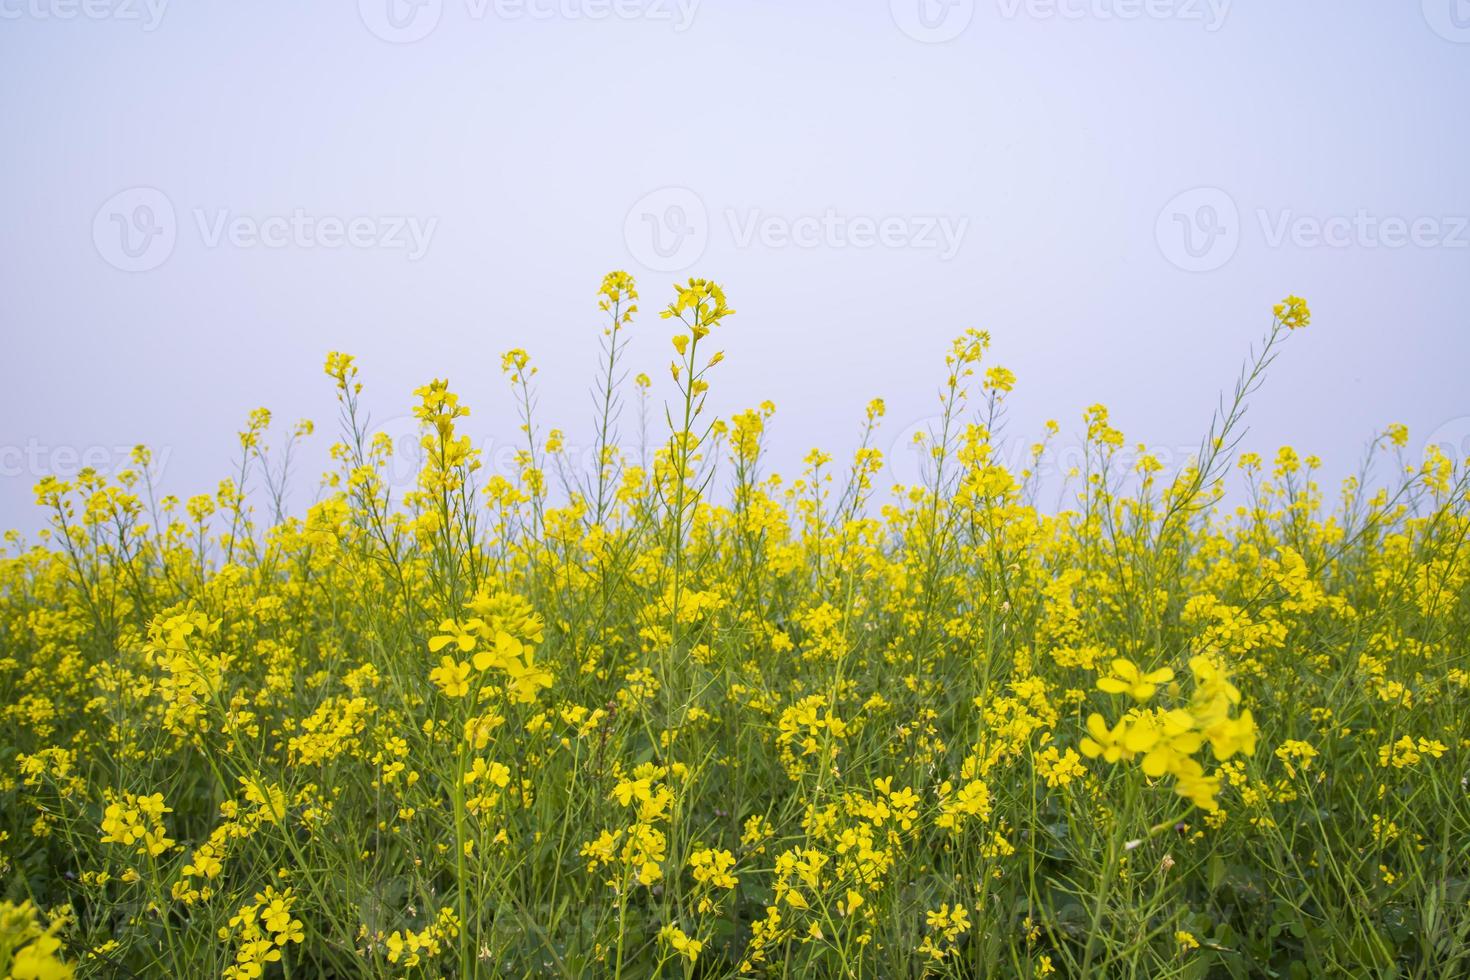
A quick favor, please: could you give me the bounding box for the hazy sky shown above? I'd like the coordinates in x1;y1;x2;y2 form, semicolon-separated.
2;1;1468;534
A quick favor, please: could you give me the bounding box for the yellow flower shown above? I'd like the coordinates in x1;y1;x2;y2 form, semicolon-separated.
1096;659;1175;701
471;630;523;673
428;620;478;654
428;656;472;698
1079;713;1128;763
503;651;554;704
688;847;738;890
11;933;74;980
1034;745;1087;787
1273;294;1310;330
1129;710;1205;777
658;924;703;963
1201;709;1257;760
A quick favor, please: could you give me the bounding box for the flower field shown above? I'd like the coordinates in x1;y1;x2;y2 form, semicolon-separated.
3;276;1468;978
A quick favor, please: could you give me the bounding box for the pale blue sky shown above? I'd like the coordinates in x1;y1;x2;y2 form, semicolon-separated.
3;1;1468;533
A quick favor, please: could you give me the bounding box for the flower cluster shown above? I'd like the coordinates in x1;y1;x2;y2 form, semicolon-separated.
0;901;73;980
429;587;552;704
7;280;1470;977
99;792;174;858
218;886;304;980
1081;656;1257;810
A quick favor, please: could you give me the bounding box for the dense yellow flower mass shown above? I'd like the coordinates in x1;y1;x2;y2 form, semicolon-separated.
3;275;1468;977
